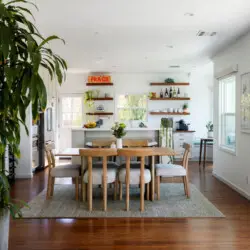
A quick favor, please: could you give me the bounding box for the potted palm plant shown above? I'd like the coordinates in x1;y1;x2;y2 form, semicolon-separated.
0;1;67;249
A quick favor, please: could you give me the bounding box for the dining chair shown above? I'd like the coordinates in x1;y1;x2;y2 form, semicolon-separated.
155;143;191;200
117;148;154;212
92;139;118;167
79;148;117;211
45;144;81;200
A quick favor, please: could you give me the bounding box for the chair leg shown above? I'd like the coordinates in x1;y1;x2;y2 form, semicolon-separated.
119;181;122;200
184;176;190;198
157;176;160;200
103;177;107;212
50;177;55;197
46;175;52;200
183;176;187;196
114;179;118;200
146;183;150;201
75;177;79;201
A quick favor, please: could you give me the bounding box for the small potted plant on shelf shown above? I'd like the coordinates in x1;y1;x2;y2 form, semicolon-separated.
111;122;127;148
182;103;189;113
206;121;213;138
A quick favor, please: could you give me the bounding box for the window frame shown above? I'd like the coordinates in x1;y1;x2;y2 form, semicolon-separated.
218;74;237;154
116;93;148;122
60;94;84;128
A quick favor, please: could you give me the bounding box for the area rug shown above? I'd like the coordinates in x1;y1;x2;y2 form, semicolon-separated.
20;183;224;218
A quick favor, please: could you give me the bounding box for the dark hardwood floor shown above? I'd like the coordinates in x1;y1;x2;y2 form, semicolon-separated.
9;162;250;250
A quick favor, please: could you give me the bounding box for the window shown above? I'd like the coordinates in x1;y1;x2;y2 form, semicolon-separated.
219;75;236;152
61;96;83;127
117;94;147;121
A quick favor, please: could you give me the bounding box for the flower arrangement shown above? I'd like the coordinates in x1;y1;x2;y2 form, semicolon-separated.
111;122;127;138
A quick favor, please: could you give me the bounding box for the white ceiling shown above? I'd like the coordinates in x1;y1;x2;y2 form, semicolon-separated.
33;0;250;73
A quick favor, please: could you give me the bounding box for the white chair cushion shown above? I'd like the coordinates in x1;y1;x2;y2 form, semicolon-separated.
156;164;186;177
83;168;117;184
50;164;80;177
118;168;151;185
94;161;119;168
120;161;149;168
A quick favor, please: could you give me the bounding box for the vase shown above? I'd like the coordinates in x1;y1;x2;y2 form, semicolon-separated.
207;131;213;138
0;210;10;250
116;138;123;149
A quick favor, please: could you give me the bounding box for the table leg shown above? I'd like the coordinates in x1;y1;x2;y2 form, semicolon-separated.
203;140;207;169
151;155;155;201
81;156;86;202
199;139;203;166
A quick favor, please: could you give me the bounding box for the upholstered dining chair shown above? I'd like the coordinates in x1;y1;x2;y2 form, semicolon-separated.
155;143;191;200
45;144;81;200
79;148;117;211
117;148;154;212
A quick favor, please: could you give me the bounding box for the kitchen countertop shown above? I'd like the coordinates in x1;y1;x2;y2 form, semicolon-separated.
72;128;160;131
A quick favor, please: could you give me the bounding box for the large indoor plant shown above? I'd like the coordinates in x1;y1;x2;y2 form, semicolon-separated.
0;1;67;249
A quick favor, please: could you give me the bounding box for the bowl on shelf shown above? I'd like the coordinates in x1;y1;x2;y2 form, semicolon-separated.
83;121;96;129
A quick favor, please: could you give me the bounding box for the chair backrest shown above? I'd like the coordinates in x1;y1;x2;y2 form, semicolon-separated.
79;148;117;157
123;139;149;147
92;139;115;148
45;143;56;169
182;143;191;169
117;148;154;157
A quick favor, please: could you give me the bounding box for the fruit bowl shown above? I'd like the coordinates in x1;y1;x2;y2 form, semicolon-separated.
83;121;96;129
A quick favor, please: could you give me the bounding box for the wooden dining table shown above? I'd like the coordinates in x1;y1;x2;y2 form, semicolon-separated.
56;147;177;201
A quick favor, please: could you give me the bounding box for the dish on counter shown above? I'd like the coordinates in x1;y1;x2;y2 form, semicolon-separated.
83;121;96;128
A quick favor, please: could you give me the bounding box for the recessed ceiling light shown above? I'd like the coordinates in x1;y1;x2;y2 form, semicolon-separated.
94;31;99;35
184;12;194;16
112;66;117;68
145;57;148;60
166;45;174;48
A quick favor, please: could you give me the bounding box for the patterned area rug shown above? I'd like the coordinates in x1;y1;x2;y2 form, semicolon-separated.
21;183;224;218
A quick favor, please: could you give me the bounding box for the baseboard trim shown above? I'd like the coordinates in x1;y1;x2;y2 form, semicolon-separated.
213;172;250;200
15;173;33;179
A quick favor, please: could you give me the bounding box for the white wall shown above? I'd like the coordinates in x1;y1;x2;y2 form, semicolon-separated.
16;106;33;178
213;32;250;199
59;65;213;139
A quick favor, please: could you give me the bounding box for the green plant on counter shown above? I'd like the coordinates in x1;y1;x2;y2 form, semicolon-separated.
206;121;213;132
111;122;127;138
0;0;67;218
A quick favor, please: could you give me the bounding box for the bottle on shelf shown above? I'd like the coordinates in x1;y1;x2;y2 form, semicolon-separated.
160;89;164;98
165;88;169;97
173;87;177;97
169;87;173;98
177;88;180;97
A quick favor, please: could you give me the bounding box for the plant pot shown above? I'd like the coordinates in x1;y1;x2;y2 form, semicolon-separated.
116;138;123;149
183;108;188;113
207;131;213;138
0;210;10;250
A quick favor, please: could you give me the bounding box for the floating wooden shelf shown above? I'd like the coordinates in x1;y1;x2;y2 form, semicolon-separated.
88;97;114;101
149;97;190;101
86;83;113;86
150;112;190;115
86;112;114;116
174;130;196;133
150;82;189;86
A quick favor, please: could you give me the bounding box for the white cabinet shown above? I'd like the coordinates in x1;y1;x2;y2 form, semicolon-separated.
173;132;194;159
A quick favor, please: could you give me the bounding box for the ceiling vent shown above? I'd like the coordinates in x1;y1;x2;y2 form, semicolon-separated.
169;65;180;68
197;30;217;36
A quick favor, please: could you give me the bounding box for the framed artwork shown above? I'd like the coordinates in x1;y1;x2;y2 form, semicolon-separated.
241;73;250;133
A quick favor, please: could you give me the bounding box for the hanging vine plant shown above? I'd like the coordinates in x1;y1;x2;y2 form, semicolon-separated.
0;0;67;217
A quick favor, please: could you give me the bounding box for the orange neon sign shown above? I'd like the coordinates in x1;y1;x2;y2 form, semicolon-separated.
88;75;111;83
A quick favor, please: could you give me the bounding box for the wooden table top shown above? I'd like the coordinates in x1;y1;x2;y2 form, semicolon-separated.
56;147;177;157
